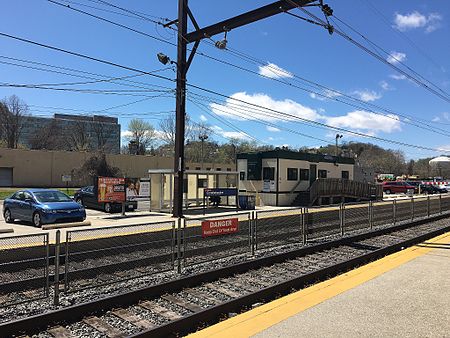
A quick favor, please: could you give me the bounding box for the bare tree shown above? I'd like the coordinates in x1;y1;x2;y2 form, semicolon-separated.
66;120;90;151
91;120;108;152
126;118;156;155
159;114;193;145
29;120;62;150
0;95;29;148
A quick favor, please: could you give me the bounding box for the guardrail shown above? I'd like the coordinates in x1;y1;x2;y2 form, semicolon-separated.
1;194;449;308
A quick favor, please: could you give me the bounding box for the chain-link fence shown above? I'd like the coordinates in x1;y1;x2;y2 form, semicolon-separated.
429;195;441;216
64;221;175;292
413;197;428;219
183;212;252;267
441;194;450;212
344;202;371;232
0;233;49;307
372;201;394;227
305;208;341;240
254;209;304;250
394;199;412;223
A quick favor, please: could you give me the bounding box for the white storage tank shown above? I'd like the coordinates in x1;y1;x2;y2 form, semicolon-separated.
429;156;450;177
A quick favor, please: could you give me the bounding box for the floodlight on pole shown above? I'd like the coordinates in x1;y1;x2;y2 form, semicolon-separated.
157;52;176;65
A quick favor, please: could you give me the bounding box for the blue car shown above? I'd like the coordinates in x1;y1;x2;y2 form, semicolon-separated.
3;189;86;227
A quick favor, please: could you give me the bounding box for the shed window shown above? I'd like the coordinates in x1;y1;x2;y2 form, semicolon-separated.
300;169;309;181
318;170;327;179
342;170;349;179
263;167;275;180
287;168;298;181
240;171;246;180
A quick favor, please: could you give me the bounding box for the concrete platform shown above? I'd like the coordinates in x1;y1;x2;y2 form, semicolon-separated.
188;231;450;338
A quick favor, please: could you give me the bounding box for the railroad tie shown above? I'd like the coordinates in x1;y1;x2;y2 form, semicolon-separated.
161;294;203;312
47;326;73;338
139;301;183;320
111;309;154;329
184;289;221;304
204;283;242;298
83;316;125;338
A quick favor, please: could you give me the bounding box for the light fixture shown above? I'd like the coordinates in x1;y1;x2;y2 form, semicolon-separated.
215;30;228;50
157;52;176;65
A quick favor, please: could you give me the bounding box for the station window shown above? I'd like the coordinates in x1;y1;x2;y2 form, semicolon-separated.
240;171;246;180
287;168;298;181
195;167;201;170
226;168;231;172
342;170;349;179
300;169;309;181
263;167;275;180
216;168;222;171
318;169;327;179
197;178;208;188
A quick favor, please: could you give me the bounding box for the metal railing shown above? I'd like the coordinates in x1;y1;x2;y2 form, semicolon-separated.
183;212;252;268
63;221;175;293
3;194;450;308
0;233;49;308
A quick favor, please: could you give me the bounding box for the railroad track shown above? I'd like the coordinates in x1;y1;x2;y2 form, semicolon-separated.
2;215;449;338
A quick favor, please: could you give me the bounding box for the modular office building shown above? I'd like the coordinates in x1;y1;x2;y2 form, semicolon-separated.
237;149;355;206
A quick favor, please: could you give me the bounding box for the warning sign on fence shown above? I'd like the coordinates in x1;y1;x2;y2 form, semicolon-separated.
201;218;239;238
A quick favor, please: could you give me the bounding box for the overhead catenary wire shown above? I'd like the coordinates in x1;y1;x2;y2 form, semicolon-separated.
44;0;450;138
1;31;449;154
285;1;450;104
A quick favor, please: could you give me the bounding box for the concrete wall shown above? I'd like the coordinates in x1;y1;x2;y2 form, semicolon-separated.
0;148;233;187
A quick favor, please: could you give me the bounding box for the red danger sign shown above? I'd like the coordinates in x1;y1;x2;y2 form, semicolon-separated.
202;218;239;238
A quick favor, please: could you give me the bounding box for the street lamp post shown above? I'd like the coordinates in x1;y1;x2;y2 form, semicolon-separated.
335;134;343;157
199;133;208;170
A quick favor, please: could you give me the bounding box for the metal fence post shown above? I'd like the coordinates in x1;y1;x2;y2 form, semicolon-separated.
44;233;50;298
302;207;308;245
393;200;396;225
439;194;442;214
177;217;183;274
427;195;430;218
411;197;415;221
64;232;70;293
54;230;61;306
369;201;373;230
340;203;345;236
251;211;255;256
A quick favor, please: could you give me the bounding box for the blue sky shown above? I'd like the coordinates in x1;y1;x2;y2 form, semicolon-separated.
1;0;450;159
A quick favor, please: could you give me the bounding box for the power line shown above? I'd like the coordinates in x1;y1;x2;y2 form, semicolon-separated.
362;0;445;73
1;30;448;154
285;1;450;104
45;0;450;138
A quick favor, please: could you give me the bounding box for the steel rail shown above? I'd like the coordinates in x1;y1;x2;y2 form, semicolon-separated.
1;213;449;336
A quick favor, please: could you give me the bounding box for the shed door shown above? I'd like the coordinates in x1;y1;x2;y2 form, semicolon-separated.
309;164;317;187
0;168;13;187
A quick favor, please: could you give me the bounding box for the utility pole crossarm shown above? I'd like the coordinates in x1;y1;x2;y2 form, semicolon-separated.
184;0;317;43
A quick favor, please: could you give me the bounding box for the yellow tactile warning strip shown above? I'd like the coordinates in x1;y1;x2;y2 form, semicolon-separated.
186;230;450;338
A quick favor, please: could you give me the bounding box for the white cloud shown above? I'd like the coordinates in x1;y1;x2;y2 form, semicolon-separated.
393;11;442;33
390;74;407;81
211;125;249;140
325;111;401;134
121;130;133;138
352;89;382;102
258;62;293;79
386;51;407;64
199;114;207;122
266;126;281;132
432;116;441;122
310;89;341;101
380;80;394;91
210;92;320;123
